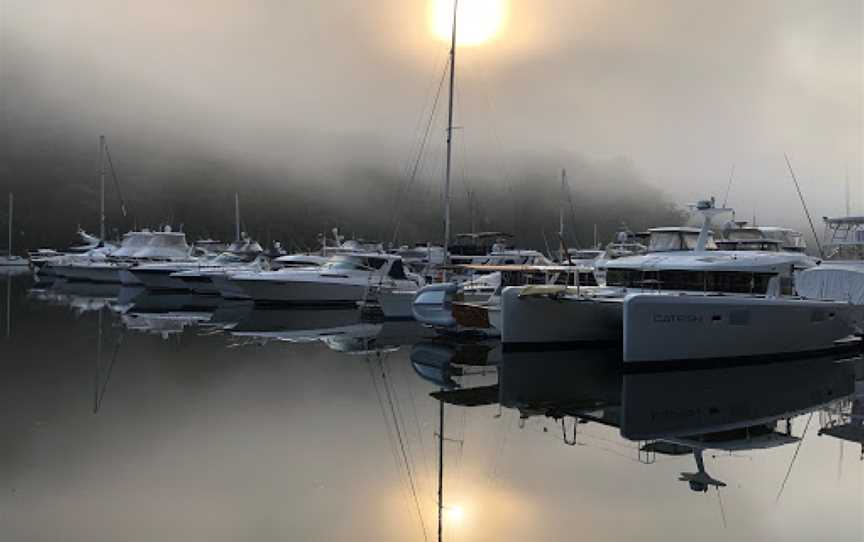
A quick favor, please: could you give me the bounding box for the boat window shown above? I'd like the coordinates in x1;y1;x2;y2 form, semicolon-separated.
606;269;778;294
387;259;407;279
366;257;386;270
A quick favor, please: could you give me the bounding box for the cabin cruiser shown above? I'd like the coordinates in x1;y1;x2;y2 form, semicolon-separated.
226;253;422;306
796;215;864;305
130;237;262;291
34;230;116;277
501;199;860;364
197;253;326;297
46;229;194;284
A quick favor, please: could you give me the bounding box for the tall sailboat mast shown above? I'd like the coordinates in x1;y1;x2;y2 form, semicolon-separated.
98;135;107;241
442;0;458;271
7;193;12;257
235;193;241;243
559;169;566;238
440;4;458;540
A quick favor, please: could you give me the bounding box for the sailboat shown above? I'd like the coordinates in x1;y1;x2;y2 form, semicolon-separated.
0;193;28;268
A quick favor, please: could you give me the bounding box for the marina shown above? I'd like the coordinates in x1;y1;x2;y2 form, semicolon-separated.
2;0;862;540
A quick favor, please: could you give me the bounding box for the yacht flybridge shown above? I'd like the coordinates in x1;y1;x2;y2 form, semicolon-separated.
501;198;862;364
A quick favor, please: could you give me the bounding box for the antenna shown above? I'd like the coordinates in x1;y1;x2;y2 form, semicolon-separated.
98;135;106;241
559;169;567;261
784;154;824;259
845;164;851;216
559;168;566;238
721;164;735;208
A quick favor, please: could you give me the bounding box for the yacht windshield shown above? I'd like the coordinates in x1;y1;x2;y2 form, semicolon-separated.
649;231;716;251
323;255;388;272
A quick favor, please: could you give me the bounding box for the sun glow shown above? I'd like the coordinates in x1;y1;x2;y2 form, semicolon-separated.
445;505;465;523
430;0;508;46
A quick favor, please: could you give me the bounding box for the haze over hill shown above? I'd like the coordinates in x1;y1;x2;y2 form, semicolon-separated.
1;1;860;251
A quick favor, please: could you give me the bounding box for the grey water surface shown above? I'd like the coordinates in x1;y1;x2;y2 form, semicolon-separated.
1;273;862;542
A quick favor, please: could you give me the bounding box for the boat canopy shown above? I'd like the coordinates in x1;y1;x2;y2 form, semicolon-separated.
132;232;191;259
110;231;154;258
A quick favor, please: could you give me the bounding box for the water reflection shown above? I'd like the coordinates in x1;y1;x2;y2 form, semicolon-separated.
430;345;861;496
5;275;863;541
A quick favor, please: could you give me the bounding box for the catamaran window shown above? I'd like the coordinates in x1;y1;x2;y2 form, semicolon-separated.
606;269;777;294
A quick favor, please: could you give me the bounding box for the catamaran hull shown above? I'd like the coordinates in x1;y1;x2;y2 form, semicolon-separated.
623;294;863;364
232;278;369;306
500;286;623;348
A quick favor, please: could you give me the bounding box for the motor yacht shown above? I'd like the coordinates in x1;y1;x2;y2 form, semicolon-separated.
131;236;261;291
227;252;422;306
796;215;864;305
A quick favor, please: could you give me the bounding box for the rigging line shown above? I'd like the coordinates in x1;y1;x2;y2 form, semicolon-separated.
402;43;450;180
366;356;416;526
397;354;435;488
784;154;824;259
391;57;451;246
775;411;814;503
379;356;429;542
715;487;728;528
721;164;736;208
95;327;125;413
103;144;128;218
382;355;428;498
486;410;514;489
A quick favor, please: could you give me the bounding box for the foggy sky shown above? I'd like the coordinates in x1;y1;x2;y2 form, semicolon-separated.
1;0;862;243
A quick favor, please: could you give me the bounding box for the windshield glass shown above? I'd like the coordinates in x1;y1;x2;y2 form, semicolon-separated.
322;255;387;272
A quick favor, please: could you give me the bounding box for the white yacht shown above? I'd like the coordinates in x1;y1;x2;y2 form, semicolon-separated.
130;236;261;291
796;216;864;304
501;199;861;364
56;229;194;284
227;253;422;306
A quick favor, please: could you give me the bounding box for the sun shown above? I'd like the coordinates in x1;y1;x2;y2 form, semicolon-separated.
430;0;508;46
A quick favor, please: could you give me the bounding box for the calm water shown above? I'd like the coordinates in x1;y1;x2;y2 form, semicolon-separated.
1;272;862;541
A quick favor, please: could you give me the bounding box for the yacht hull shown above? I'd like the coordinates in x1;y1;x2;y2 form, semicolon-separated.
623;294;863;364
500;286;623;348
54;262;122;283
232;277;369;306
119;268;144;286
174;272;221;295
212;274;251;300
131;268;191;291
